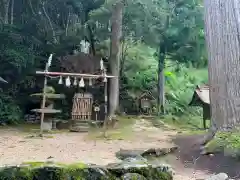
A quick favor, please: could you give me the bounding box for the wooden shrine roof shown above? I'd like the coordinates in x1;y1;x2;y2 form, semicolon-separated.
59;52;107;74
189;84;210;105
138;91;155;100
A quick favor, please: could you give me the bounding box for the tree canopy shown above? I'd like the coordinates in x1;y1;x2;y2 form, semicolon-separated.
0;0;207;123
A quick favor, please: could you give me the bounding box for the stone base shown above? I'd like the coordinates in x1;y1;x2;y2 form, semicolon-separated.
42;121;52;131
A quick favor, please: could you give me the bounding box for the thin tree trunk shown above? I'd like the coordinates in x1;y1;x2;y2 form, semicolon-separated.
65;9;70;36
84;11;96;56
3;0;10;24
42;2;57;44
28;0;36;15
201;0;240;148
109;0;123;116
87;24;96;55
10;0;13;24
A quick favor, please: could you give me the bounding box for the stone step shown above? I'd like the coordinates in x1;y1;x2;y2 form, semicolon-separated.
70;126;89;132
74;122;89;126
73;120;89;123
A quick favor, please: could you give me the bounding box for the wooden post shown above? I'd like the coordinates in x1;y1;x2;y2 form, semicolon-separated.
40;75;47;136
104;79;108;121
103;69;108;137
39;61;49;136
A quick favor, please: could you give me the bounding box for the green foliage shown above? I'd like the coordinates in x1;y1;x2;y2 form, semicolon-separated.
0;94;22;124
123;42;157;91
165;65;208;115
0;0;207;123
120;42;208;115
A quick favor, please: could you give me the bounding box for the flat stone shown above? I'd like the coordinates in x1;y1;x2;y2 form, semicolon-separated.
121;173;147;180
115;146;178;160
204;173;228;180
106;157;174;179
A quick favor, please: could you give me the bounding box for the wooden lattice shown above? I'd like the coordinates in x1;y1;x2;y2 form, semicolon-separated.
71;93;93;120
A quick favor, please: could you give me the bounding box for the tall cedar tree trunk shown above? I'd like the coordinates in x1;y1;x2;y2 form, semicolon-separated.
157;16;169;115
201;0;240;149
109;1;123;115
157;40;166;115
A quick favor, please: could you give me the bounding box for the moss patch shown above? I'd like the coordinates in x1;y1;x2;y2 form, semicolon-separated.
205;131;240;158
87;127;133;140
0;161;173;180
86;116;136;141
0;162;89;180
21;161;46;168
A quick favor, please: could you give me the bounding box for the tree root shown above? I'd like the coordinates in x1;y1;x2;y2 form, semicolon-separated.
199;127;217;155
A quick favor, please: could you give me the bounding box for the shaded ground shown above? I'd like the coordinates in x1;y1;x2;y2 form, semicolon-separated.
173;134;240;179
0;119;239;179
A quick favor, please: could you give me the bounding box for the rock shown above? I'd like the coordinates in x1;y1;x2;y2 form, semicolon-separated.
204;173;228;180
116;149;144;160
121;173;147;180
106;157;173;180
123;157;148;163
115;146;178;160
141;147;178;157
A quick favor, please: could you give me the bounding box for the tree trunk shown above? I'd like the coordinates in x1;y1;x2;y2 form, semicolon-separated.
42;2;57;44
65;9;70;36
3;0;10;24
10;0;14;24
85;11;96;56
109;1;123;115
157;40;166;115
157;15;169;115
201;0;240;148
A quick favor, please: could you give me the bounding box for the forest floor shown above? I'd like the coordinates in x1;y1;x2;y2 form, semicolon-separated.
0;118;239;179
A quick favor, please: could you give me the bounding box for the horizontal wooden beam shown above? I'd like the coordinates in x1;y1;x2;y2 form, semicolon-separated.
31;108;61;114
36;71;117;78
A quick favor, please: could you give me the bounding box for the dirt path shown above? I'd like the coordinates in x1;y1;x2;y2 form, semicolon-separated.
0;120;238;179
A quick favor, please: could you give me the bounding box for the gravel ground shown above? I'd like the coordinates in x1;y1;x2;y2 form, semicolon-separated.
0;120;211;180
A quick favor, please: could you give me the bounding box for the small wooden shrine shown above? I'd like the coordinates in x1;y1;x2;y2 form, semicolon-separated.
70;93;93;132
138;91;155;115
189;84;210;129
36;53;116;134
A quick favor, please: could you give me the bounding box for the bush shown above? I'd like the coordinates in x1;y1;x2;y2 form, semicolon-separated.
0;93;22;124
165;66;208;116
